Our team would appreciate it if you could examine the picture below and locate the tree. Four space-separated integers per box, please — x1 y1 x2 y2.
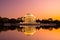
48 18 53 21
9 18 17 23
0 17 2 23
17 17 24 23
2 17 9 23
36 19 40 23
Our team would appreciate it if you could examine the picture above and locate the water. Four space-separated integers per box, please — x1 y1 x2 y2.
0 25 60 40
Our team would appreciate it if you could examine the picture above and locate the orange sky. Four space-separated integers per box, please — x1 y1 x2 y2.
0 0 60 20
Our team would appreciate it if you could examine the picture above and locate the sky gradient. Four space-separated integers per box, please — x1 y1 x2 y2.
0 0 60 20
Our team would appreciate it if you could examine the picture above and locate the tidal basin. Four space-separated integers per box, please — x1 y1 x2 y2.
0 25 60 40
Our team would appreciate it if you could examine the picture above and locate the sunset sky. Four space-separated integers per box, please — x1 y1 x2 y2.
0 0 60 20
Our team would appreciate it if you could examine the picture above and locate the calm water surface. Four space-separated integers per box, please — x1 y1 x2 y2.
0 25 60 40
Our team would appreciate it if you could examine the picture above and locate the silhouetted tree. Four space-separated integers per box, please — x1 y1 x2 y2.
0 17 3 23
9 18 17 23
17 17 24 23
48 18 53 21
36 19 40 23
2 17 9 23
41 19 49 23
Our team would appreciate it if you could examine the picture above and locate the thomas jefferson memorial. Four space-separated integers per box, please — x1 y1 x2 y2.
22 13 36 23
20 13 40 25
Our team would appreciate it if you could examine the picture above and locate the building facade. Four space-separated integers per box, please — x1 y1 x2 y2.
22 13 36 23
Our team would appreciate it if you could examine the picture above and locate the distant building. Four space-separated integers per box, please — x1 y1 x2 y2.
22 13 36 23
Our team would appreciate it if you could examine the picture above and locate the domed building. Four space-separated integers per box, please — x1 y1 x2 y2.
20 13 40 25
22 13 36 23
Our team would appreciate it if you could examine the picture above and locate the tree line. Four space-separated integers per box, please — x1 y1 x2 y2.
0 17 23 23
0 16 60 24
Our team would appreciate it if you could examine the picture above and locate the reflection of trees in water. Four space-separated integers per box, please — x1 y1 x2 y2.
0 25 60 32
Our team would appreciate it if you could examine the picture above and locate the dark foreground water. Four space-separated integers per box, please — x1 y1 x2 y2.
0 25 60 40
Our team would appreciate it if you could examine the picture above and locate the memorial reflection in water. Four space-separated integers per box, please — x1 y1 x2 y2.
17 25 40 35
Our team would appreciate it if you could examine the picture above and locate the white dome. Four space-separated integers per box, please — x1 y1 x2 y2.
25 13 34 17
